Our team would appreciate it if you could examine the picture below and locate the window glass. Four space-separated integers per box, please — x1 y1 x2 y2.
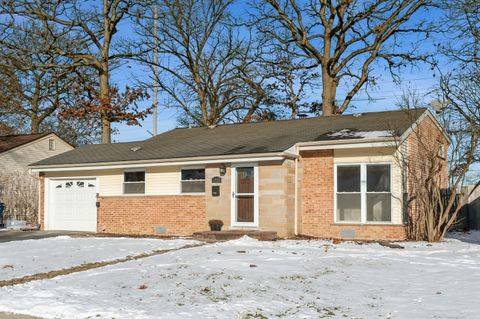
336 194 361 222
181 169 205 193
337 166 360 192
367 193 391 222
367 165 390 192
124 171 145 194
237 167 254 194
124 183 145 194
124 171 145 182
181 181 205 193
181 169 205 181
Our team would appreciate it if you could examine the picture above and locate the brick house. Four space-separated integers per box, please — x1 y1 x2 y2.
29 109 449 240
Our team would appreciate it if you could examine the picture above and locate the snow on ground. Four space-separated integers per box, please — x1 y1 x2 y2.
1 233 480 319
0 236 197 281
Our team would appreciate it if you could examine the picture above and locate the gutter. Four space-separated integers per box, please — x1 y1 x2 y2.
30 152 297 173
295 137 397 149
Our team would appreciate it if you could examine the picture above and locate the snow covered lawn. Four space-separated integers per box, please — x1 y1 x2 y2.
0 236 197 281
0 233 479 318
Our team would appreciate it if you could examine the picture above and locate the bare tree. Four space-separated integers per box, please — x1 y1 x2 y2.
0 19 103 144
0 0 144 143
438 0 479 132
253 0 435 116
395 91 478 242
262 41 320 118
0 171 38 225
439 0 479 65
136 0 271 126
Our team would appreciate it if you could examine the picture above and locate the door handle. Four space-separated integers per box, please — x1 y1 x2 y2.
232 191 235 198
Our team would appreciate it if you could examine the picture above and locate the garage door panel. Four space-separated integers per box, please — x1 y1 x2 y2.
48 179 97 232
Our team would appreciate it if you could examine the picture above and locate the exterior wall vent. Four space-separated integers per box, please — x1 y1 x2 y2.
155 226 167 234
340 229 356 239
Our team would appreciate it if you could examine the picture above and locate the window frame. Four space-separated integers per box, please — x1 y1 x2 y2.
123 170 146 195
48 139 56 151
180 167 206 194
437 141 445 159
334 163 393 224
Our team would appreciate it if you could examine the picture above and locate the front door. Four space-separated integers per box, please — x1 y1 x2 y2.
231 165 258 227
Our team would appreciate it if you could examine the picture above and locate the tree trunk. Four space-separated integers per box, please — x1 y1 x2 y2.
30 80 41 133
321 71 337 116
99 68 111 144
30 114 40 133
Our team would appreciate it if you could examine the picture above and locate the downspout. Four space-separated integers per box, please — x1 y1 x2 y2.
294 144 299 236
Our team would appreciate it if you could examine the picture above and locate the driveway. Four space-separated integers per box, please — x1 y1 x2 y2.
0 230 94 243
0 312 41 319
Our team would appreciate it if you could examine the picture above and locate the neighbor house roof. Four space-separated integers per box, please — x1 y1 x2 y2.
31 108 427 167
0 133 50 154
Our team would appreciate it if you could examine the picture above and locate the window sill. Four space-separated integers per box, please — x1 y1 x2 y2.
180 192 206 196
332 222 403 227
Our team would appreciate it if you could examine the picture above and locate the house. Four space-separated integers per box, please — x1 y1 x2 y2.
29 109 449 240
0 133 73 223
0 133 73 173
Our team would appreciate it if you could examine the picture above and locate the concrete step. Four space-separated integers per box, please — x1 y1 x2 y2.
193 230 277 242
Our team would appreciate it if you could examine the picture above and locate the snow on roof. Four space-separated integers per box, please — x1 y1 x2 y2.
326 129 394 139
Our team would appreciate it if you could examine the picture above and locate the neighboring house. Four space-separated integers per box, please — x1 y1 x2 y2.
30 109 449 240
0 133 73 173
0 133 73 223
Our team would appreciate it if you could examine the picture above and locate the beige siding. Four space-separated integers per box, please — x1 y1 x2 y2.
0 134 73 173
145 166 181 195
333 147 403 224
46 169 123 196
46 167 184 197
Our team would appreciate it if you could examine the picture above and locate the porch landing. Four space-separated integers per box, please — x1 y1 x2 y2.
193 230 277 242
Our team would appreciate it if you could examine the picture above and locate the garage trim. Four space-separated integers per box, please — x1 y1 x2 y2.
44 176 99 231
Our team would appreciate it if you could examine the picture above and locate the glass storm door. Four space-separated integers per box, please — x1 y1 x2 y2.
232 166 257 226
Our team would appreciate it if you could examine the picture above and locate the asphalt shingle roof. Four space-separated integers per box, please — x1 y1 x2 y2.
0 133 50 154
31 108 426 167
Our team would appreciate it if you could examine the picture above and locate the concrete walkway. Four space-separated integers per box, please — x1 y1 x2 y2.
0 230 94 243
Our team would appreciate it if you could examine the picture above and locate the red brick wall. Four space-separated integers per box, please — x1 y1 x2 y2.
405 114 449 239
300 150 406 240
96 195 207 236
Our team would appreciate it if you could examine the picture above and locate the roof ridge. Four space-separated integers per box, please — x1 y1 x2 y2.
0 132 50 138
169 107 426 131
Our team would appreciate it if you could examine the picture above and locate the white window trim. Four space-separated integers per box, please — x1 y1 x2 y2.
180 166 206 195
48 139 56 151
230 163 259 228
334 163 393 225
123 169 146 195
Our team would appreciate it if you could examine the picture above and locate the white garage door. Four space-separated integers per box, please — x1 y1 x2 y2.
48 179 97 231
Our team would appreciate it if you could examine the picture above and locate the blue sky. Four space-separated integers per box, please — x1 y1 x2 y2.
110 1 444 143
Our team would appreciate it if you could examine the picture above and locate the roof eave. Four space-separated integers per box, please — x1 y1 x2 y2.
30 152 293 172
